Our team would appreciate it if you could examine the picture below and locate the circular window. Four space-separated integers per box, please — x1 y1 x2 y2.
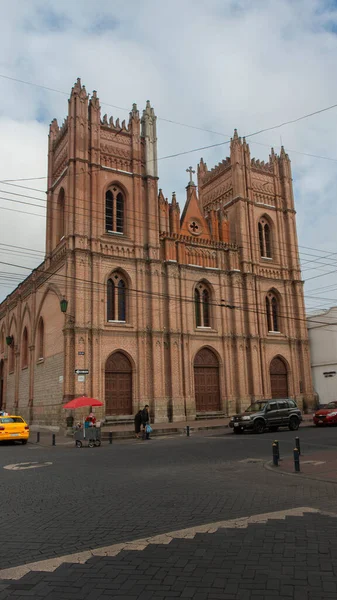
188 220 202 236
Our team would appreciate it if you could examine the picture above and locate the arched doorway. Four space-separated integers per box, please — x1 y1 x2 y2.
105 352 132 415
194 347 220 412
0 360 3 411
270 356 288 398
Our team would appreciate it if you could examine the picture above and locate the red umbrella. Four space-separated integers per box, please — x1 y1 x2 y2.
63 397 103 409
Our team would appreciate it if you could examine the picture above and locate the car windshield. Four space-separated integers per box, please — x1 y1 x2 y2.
326 402 337 409
0 417 24 423
245 402 268 413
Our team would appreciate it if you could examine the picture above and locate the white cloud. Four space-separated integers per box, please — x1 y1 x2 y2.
1 0 337 309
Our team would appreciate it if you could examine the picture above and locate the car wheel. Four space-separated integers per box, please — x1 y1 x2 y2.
254 420 265 434
21 440 27 445
289 416 299 431
75 440 82 448
269 426 278 432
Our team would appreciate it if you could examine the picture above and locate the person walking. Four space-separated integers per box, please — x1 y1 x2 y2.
134 409 142 439
141 404 151 440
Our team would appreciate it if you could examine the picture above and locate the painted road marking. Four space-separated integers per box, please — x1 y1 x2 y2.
301 460 326 466
3 462 52 471
0 506 319 580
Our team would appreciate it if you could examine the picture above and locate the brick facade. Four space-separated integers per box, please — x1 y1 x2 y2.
0 79 314 426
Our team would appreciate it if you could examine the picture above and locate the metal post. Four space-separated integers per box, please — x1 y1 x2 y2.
293 448 300 472
36 432 40 444
109 432 113 444
272 442 279 467
52 433 56 446
186 425 190 437
295 437 301 455
274 440 280 460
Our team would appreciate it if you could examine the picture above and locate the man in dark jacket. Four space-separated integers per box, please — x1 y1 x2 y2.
134 410 142 438
141 405 151 440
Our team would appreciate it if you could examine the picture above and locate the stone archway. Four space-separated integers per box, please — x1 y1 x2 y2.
270 356 288 398
194 347 220 412
105 352 132 416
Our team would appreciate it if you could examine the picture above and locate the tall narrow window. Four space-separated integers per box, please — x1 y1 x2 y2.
195 283 211 328
107 279 115 321
8 339 14 373
0 327 4 354
118 280 126 321
21 327 28 368
195 289 201 327
107 273 127 322
258 218 272 258
105 190 113 232
116 193 124 233
266 292 280 332
105 186 125 234
37 318 44 360
271 297 278 332
202 289 210 327
57 188 65 242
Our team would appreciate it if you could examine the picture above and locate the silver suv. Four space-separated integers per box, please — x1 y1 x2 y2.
229 399 302 434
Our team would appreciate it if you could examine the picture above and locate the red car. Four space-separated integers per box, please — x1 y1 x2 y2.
313 401 337 426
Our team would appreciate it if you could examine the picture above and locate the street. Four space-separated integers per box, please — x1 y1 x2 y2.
1 426 337 599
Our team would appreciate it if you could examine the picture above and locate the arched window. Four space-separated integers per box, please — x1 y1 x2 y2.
258 218 272 258
57 188 65 242
266 292 280 332
37 318 44 360
107 273 127 322
195 283 211 328
21 327 28 368
105 186 124 234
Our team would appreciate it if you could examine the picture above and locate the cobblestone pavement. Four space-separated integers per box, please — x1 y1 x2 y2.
1 426 337 598
1 511 337 599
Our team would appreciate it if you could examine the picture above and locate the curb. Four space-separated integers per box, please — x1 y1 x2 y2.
264 459 337 485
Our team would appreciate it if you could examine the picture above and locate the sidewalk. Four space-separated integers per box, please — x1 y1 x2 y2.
267 447 337 483
28 413 315 446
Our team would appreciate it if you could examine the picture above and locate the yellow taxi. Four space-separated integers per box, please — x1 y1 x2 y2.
0 415 30 444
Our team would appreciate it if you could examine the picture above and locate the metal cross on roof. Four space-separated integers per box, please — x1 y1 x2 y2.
186 166 195 184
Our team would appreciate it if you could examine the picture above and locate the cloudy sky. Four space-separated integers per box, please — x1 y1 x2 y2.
1 0 337 312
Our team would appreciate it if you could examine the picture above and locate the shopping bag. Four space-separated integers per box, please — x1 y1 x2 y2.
145 424 152 433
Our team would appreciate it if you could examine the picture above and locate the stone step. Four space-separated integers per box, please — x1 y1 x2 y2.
196 411 227 420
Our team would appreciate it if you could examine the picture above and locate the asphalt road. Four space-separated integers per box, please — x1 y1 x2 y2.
1 425 337 573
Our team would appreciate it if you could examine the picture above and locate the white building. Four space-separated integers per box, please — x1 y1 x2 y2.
307 307 337 405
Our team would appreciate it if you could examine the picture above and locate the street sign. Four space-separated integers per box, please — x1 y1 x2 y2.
74 369 89 375
77 375 85 382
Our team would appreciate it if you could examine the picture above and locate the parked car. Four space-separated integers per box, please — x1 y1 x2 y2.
0 415 30 444
229 399 302 434
313 401 337 426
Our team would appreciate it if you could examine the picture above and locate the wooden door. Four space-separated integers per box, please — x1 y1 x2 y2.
270 357 288 399
105 352 132 415
194 348 220 412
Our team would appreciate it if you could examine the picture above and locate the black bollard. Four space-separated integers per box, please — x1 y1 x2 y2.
293 448 300 472
274 440 280 460
272 442 279 467
295 437 301 455
52 433 56 446
109 431 113 444
186 425 190 437
36 432 40 444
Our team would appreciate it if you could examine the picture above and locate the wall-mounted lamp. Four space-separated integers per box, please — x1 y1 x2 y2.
60 298 68 314
6 335 13 347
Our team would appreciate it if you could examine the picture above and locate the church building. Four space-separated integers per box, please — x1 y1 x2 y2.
0 79 314 426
